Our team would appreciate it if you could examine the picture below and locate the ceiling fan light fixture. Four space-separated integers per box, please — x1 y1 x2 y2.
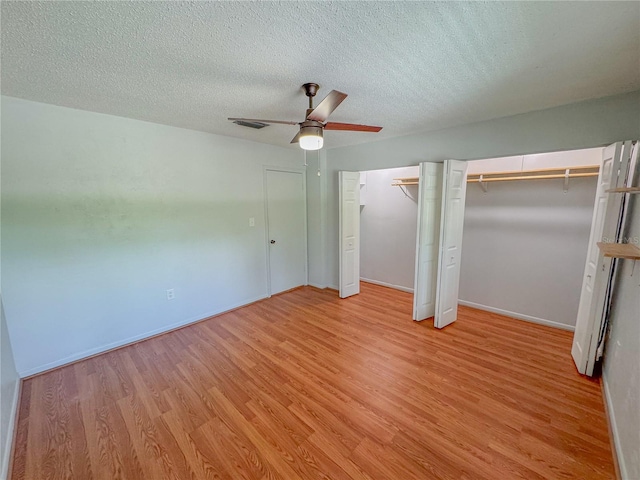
299 125 324 151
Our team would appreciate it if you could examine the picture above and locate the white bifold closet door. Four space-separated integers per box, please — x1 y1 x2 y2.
339 171 361 298
572 141 635 376
413 162 443 321
434 160 469 329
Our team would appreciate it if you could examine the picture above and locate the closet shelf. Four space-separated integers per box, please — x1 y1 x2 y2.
597 242 640 260
467 165 599 184
391 165 603 187
605 187 640 193
392 177 419 186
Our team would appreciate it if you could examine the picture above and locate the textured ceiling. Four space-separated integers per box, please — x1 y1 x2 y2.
2 1 639 149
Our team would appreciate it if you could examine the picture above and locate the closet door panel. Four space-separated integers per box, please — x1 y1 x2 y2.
434 160 468 329
572 141 631 375
339 171 361 298
413 162 442 320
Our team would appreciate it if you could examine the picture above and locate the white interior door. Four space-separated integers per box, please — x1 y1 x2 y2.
339 171 360 298
265 169 307 296
413 162 443 320
571 141 630 375
434 160 468 328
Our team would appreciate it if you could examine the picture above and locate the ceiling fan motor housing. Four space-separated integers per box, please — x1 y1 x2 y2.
300 119 323 134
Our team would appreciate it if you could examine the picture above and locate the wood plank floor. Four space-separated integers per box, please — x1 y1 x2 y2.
11 283 615 479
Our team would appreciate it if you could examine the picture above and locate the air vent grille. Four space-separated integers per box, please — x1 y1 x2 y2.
233 120 268 129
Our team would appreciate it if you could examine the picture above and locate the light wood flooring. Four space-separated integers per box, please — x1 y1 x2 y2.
11 283 615 479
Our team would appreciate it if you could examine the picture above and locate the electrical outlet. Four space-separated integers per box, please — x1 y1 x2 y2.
166 289 175 300
249 217 255 227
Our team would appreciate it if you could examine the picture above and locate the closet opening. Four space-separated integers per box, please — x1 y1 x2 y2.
460 141 639 377
459 147 604 333
339 141 637 368
358 165 420 298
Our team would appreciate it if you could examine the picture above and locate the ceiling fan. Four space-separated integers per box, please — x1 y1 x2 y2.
228 83 382 151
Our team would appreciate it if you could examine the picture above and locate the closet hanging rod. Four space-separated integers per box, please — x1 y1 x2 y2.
467 164 599 184
606 186 640 193
468 172 599 183
468 164 598 176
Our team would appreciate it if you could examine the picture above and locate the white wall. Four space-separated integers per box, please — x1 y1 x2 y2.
305 150 328 288
360 166 419 292
1 126 21 479
603 189 640 480
0 298 20 480
466 148 606 173
459 149 601 329
1 96 303 376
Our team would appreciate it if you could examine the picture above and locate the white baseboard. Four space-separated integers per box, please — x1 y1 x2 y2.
602 373 627 480
308 282 328 289
19 294 268 378
360 278 414 294
1 378 21 480
458 300 575 332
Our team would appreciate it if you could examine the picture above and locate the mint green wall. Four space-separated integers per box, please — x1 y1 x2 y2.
1 96 303 376
603 189 640 480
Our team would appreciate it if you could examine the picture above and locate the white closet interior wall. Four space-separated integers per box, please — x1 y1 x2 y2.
360 166 419 293
459 147 603 330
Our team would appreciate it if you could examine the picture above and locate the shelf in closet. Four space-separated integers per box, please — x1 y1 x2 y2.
391 166 602 187
392 177 419 186
467 165 599 184
605 187 640 193
597 242 640 260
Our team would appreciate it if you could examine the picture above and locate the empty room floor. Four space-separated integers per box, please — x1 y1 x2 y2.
10 283 615 479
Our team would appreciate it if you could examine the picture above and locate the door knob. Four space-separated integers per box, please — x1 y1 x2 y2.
270 240 276 244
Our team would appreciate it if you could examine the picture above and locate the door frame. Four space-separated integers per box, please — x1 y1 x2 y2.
336 165 452 316
263 166 309 297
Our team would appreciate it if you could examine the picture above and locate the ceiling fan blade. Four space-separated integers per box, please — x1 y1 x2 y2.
306 90 348 122
228 117 298 126
290 131 301 144
324 122 382 132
